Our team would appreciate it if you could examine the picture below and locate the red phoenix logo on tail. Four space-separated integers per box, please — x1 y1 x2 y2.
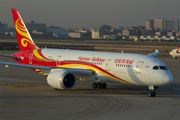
11 9 37 51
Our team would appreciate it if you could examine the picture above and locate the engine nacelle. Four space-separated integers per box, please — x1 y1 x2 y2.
47 69 76 90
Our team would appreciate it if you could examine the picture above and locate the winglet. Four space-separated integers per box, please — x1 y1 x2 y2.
147 49 159 57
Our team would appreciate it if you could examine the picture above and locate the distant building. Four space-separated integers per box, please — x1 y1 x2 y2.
146 20 154 30
69 32 82 38
167 32 176 36
32 30 43 35
25 20 46 32
92 30 100 39
47 26 62 33
154 19 167 31
110 29 122 35
5 32 16 37
146 19 179 31
122 30 136 36
91 29 120 39
141 30 155 36
166 20 179 31
155 31 167 36
176 31 180 36
0 22 8 32
53 33 69 38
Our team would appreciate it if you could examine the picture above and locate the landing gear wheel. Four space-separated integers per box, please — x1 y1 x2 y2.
148 91 156 97
97 83 102 89
102 83 107 89
54 88 58 90
92 83 97 88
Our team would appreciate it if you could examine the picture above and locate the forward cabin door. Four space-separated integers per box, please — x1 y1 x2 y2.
56 56 61 66
135 61 144 74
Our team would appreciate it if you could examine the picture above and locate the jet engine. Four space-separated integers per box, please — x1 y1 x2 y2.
47 69 76 90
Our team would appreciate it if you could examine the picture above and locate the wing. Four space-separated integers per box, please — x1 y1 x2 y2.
0 61 94 75
147 49 159 57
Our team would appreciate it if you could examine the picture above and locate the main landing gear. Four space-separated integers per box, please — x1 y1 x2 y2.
148 86 158 97
92 82 107 89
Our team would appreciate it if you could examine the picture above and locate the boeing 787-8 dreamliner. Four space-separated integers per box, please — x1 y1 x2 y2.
0 9 173 97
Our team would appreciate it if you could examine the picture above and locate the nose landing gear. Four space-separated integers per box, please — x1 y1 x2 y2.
148 91 156 97
92 82 107 89
148 86 156 97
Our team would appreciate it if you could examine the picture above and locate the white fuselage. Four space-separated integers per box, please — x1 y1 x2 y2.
169 49 180 58
39 49 173 86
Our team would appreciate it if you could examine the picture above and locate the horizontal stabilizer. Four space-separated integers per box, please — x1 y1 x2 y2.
0 54 23 59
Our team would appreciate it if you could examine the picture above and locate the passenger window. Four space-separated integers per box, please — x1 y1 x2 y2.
159 66 167 70
153 66 159 70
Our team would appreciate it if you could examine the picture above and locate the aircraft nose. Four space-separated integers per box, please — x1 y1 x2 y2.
169 51 173 55
163 72 173 85
169 51 172 55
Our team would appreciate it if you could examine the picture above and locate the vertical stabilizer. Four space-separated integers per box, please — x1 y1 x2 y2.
11 8 38 51
177 46 179 53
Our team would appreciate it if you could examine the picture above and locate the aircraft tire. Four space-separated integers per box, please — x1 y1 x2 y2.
148 91 156 97
102 83 107 89
92 83 97 88
97 83 102 89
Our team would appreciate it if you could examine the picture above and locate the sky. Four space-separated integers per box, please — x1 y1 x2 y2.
0 0 179 28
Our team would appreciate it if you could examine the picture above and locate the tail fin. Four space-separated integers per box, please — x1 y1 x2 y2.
177 46 179 53
11 8 38 51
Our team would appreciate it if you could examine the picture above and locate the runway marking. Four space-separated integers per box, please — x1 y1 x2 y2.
6 85 39 88
0 84 16 86
0 84 172 94
167 104 180 106
0 84 39 88
156 92 171 95
110 90 171 94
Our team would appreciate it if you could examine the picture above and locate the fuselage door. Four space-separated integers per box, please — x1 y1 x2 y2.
105 59 111 71
135 61 144 74
29 54 33 64
56 56 61 66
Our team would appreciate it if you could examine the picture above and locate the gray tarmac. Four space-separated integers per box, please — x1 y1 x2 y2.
0 51 180 120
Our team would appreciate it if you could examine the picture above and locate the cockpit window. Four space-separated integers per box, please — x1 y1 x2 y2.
153 66 159 70
153 66 167 70
159 66 167 70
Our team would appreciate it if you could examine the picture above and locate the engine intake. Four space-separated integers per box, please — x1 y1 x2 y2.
47 69 76 90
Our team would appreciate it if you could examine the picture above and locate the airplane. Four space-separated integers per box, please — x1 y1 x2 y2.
169 46 180 60
0 9 173 97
